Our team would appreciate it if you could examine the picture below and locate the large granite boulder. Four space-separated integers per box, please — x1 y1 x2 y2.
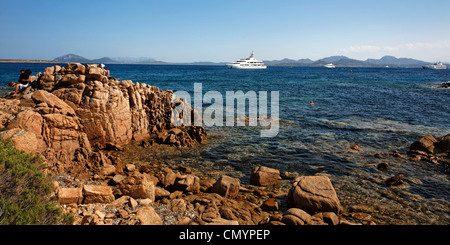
210 175 240 198
287 176 343 215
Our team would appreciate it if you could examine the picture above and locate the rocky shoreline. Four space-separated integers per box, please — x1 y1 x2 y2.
436 82 450 89
1 63 449 225
52 158 353 226
51 132 449 226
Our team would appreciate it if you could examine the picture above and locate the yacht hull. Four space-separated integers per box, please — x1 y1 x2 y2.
227 64 267 69
422 66 447 70
422 62 448 70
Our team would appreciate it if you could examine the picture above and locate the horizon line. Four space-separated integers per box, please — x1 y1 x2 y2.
2 54 449 64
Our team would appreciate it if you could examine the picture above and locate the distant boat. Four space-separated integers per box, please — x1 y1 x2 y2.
323 63 335 68
422 61 447 70
227 52 267 69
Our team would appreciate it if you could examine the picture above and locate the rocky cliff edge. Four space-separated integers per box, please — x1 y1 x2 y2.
0 63 206 178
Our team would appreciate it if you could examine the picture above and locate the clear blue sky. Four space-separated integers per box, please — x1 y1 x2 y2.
1 0 450 62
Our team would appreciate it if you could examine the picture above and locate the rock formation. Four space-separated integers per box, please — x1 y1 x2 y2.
407 134 450 165
0 63 207 178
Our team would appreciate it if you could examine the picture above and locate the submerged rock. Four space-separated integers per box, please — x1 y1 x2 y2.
410 135 437 154
385 174 405 187
377 161 389 170
407 134 450 166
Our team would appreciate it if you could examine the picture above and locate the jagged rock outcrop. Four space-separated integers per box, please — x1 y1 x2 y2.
407 134 450 165
0 63 207 177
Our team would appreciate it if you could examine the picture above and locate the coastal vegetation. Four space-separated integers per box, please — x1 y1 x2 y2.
0 139 73 225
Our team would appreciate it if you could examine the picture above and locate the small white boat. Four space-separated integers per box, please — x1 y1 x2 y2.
423 61 447 70
227 52 267 69
324 63 335 68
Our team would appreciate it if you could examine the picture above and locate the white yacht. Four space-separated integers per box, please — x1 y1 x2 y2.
423 61 447 70
323 63 335 68
227 52 267 69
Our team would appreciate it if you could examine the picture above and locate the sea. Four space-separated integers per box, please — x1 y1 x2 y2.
1 63 449 224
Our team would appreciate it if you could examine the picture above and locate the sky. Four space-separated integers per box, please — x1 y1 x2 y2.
1 0 450 63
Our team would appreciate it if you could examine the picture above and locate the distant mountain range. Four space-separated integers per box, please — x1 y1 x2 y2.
53 54 440 68
265 55 431 68
53 54 161 64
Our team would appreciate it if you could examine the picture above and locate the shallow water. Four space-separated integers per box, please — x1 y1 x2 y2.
1 63 449 224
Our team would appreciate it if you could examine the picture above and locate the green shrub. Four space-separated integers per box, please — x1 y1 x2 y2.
0 139 73 225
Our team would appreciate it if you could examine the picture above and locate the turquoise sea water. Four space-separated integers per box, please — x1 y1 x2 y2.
1 63 449 224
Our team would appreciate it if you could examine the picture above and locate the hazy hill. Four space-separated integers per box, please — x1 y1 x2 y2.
91 57 116 64
266 55 431 67
313 56 368 67
314 56 349 64
53 54 91 63
366 55 428 67
53 54 158 64
264 58 314 66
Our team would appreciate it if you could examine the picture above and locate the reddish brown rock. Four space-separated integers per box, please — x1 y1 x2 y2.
287 176 343 215
175 174 200 193
261 198 279 212
65 63 85 75
57 187 83 204
159 168 179 187
436 134 450 153
60 74 86 86
281 208 311 225
31 90 75 116
118 174 156 200
6 109 43 136
135 206 163 225
250 166 282 186
385 174 405 187
83 185 115 204
322 212 340 225
410 134 438 154
86 65 105 81
0 128 38 154
351 212 373 221
210 175 240 198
